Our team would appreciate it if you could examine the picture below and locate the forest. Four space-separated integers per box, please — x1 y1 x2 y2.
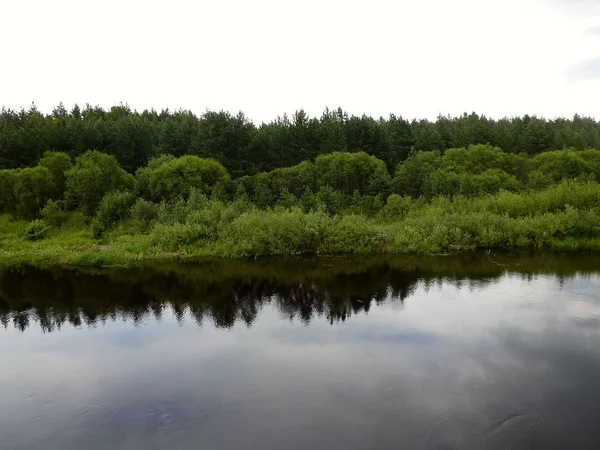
3 103 600 175
1 103 600 266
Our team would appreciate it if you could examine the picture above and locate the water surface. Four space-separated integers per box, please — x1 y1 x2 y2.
1 253 600 449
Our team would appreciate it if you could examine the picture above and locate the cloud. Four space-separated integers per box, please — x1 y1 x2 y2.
567 57 600 81
543 0 600 12
586 26 600 37
540 0 600 18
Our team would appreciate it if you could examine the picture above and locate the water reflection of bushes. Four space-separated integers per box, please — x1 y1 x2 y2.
1 252 599 333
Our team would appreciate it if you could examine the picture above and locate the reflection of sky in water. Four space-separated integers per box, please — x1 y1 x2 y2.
1 274 600 449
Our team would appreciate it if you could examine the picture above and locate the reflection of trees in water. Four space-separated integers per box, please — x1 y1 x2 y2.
1 253 598 333
0 265 425 333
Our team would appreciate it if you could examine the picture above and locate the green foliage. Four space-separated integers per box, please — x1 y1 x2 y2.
134 154 175 198
41 200 71 227
148 155 230 201
462 169 522 196
221 208 331 257
383 194 414 219
314 152 391 196
529 150 599 184
422 169 522 198
91 219 105 239
3 105 600 177
95 191 137 231
2 181 600 265
276 188 299 209
4 135 600 265
65 150 135 215
38 151 72 198
251 173 274 207
24 220 51 241
316 186 343 215
129 198 158 224
14 166 55 219
0 169 18 213
393 151 442 197
149 193 252 251
442 144 521 175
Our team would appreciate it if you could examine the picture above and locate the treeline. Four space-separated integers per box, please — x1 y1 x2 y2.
2 103 600 176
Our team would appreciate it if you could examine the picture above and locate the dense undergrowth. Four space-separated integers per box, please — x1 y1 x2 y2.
1 177 600 266
2 144 600 266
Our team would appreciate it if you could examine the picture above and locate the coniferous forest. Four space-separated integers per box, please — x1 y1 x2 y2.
2 103 600 266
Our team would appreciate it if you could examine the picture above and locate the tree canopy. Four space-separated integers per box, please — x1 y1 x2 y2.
2 104 600 176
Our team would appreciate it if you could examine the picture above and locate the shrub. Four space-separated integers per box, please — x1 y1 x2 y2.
150 222 214 251
252 173 274 207
91 219 105 239
148 155 230 201
24 220 51 241
393 151 442 197
276 188 300 209
321 215 387 253
530 150 597 183
130 199 158 224
38 151 72 198
383 194 413 219
40 200 71 227
314 152 391 196
316 186 343 215
422 170 462 198
134 154 176 199
0 169 18 214
95 191 137 230
14 167 55 219
65 150 135 215
222 208 331 257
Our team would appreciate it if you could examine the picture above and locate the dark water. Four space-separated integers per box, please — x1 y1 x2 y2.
1 253 600 450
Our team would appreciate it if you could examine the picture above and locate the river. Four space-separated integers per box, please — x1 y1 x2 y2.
1 252 599 449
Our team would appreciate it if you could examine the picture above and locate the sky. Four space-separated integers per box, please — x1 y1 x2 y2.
1 0 599 123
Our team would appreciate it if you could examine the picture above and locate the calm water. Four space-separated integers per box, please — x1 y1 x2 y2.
1 253 600 450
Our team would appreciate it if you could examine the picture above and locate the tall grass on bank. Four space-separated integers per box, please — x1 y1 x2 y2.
1 180 600 267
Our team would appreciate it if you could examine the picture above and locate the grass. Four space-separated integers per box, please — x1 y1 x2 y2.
2 180 600 267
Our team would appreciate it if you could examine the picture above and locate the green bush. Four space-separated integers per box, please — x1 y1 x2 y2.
38 151 72 198
221 208 331 257
150 222 215 251
383 194 413 219
24 220 51 241
134 154 176 199
314 152 391 196
130 199 158 224
393 151 442 197
14 167 55 219
276 188 300 209
148 155 230 201
65 150 135 215
95 191 137 230
0 169 18 214
530 150 598 183
316 186 343 215
40 200 71 227
91 219 105 239
321 215 387 253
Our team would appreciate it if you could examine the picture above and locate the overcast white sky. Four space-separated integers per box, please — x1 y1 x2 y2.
1 0 599 123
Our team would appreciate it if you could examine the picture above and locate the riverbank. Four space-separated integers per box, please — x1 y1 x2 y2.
2 180 600 267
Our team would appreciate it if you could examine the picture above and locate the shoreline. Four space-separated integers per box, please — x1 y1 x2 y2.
2 236 600 268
